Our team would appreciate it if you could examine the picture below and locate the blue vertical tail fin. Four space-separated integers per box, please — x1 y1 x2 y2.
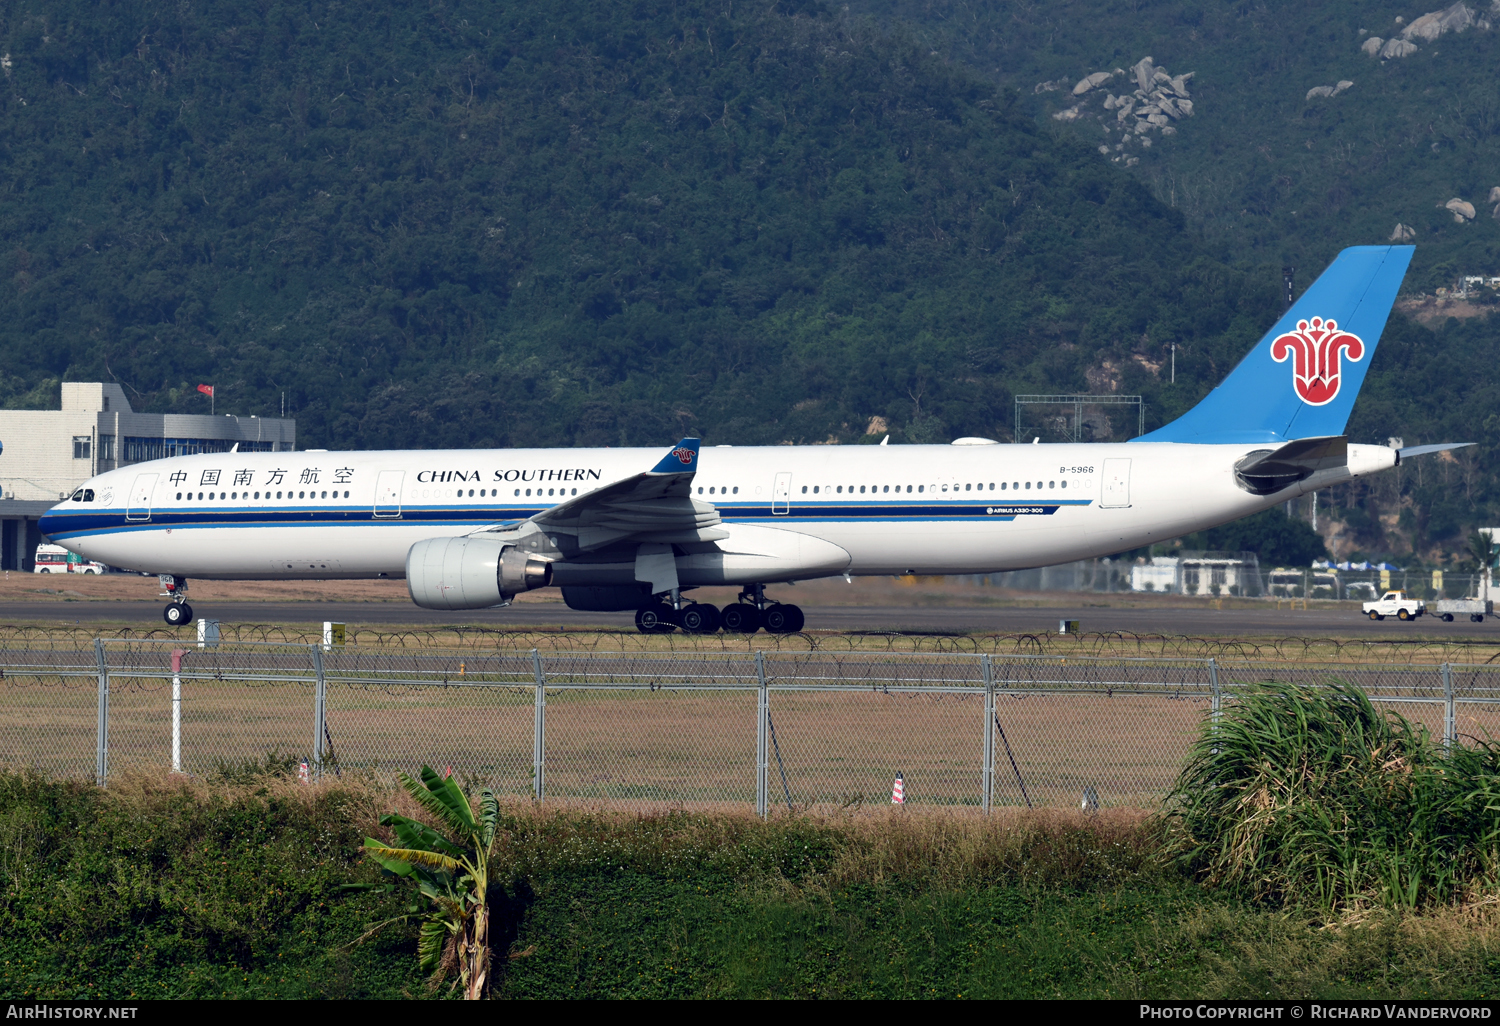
1135 245 1414 444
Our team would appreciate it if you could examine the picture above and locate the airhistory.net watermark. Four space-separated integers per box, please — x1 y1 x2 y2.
5 1007 138 1020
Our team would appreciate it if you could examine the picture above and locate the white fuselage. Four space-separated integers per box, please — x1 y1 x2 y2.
40 440 1395 586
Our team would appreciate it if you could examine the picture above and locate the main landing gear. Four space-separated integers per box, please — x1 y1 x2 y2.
634 584 804 635
160 574 194 627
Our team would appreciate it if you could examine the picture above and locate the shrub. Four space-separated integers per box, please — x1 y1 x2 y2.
1166 680 1500 910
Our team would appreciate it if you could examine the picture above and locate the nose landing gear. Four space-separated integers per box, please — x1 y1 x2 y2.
159 574 195 627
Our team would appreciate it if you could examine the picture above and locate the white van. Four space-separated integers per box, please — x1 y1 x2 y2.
33 543 107 575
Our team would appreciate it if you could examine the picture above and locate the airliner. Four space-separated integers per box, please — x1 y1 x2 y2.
39 245 1467 633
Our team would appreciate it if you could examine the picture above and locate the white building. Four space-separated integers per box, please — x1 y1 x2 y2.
0 383 295 571
1130 552 1263 596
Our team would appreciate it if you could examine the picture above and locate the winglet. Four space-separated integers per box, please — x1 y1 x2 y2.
649 438 701 474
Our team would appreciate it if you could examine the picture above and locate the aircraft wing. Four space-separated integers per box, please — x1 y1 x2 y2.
524 438 728 550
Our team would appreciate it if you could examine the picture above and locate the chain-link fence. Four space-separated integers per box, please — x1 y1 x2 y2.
4 640 1499 811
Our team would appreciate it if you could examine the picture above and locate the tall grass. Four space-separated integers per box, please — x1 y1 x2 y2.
1166 680 1500 910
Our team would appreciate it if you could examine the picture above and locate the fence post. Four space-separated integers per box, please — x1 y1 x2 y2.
1443 663 1455 750
981 654 995 815
1209 658 1221 754
94 639 109 788
755 651 768 819
532 648 546 801
311 644 327 781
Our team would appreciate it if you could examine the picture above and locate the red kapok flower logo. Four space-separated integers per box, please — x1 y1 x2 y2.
1270 316 1365 406
673 447 695 465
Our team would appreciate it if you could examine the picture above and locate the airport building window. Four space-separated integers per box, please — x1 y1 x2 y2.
99 434 115 461
121 437 277 463
72 436 92 460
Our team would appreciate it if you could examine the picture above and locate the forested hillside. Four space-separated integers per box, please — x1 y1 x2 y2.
851 0 1500 286
0 0 1492 562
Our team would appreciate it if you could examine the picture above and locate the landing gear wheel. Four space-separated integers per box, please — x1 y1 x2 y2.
679 603 721 634
1398 608 1412 621
634 605 677 634
721 603 760 634
784 604 805 632
762 603 805 634
163 602 194 627
1368 610 1380 620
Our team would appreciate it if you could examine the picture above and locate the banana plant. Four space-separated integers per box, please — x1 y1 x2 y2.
364 766 500 999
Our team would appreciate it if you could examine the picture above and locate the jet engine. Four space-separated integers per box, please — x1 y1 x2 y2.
406 535 553 610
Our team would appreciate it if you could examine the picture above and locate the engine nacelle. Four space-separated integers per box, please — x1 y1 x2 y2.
406 536 553 610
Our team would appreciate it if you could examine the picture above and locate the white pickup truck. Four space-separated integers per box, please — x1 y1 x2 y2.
1363 591 1426 621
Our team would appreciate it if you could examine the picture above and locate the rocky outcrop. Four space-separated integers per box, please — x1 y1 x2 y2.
1039 57 1198 163
1306 80 1354 99
1072 71 1113 95
1365 2 1491 58
1391 223 1417 241
1443 198 1477 222
1402 1 1486 39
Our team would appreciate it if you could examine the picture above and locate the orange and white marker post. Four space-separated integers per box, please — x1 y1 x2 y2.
891 772 905 805
298 760 310 785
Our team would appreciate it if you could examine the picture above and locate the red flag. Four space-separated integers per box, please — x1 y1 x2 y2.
196 384 214 398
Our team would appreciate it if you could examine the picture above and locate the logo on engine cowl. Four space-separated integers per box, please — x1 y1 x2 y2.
672 447 695 465
1270 316 1365 407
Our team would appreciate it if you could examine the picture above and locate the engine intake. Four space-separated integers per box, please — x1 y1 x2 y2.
406 536 553 610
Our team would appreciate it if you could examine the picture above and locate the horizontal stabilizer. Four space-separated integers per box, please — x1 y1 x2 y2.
1397 441 1475 463
1235 435 1347 495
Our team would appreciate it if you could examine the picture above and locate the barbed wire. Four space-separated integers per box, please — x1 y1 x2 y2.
2 621 1498 664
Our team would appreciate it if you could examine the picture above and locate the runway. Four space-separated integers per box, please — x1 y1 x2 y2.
0 598 1489 638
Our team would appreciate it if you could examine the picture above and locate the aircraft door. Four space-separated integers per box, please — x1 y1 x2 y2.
1101 458 1131 508
772 472 792 515
125 473 157 522
374 470 405 518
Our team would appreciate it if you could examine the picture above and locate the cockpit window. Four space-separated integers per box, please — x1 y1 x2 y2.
69 489 93 502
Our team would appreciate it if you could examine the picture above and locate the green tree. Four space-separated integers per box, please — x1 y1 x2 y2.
1182 507 1329 568
363 767 500 999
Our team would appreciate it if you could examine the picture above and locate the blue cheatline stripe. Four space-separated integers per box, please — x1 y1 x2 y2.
39 498 1094 541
